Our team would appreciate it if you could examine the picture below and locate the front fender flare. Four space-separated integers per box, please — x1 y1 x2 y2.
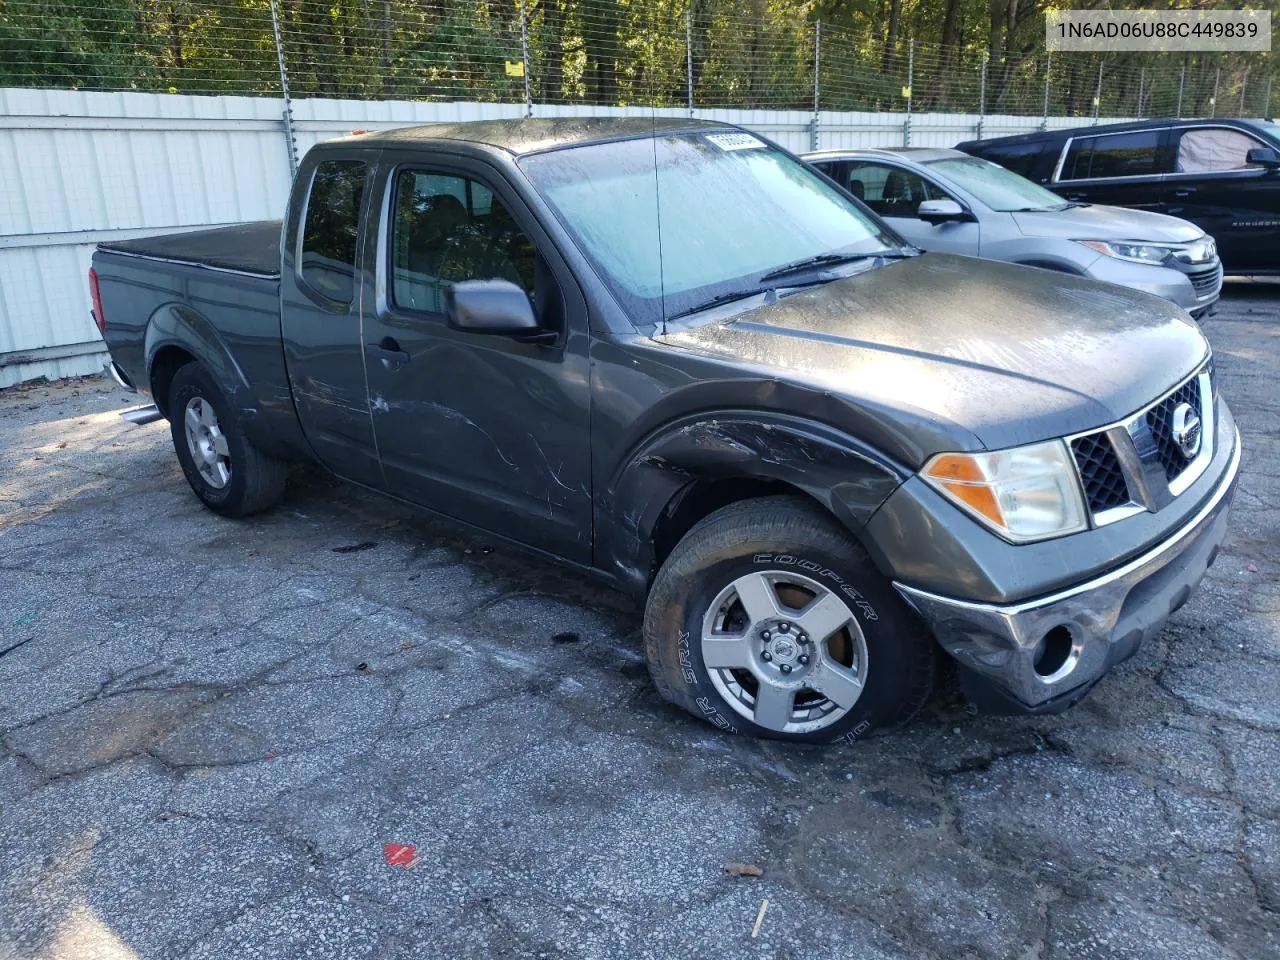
597 410 909 595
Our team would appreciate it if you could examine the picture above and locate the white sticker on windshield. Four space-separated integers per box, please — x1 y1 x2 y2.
705 132 766 151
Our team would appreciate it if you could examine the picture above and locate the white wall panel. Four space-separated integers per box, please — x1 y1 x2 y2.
0 87 1130 386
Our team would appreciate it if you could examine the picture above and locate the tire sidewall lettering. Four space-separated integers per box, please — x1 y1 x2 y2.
695 695 737 734
676 629 697 686
838 720 873 743
677 629 738 733
752 552 879 622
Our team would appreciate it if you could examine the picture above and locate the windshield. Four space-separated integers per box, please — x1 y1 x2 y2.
926 156 1069 212
521 131 900 326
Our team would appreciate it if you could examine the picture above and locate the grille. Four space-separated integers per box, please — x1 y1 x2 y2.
1188 265 1220 298
1071 432 1131 513
1146 377 1202 481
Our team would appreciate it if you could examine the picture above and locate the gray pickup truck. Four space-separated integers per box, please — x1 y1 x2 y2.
92 118 1240 744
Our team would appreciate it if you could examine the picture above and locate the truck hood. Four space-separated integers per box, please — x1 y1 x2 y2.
658 254 1208 462
1012 204 1204 243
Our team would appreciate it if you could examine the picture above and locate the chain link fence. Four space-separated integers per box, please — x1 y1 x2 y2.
1 0 1275 119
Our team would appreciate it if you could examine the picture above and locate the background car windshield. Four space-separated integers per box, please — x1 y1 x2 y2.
926 156 1068 212
521 132 898 326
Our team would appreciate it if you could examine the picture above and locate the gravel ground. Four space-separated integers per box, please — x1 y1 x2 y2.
1 281 1278 960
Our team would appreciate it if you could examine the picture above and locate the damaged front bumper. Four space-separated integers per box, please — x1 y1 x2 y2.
894 429 1241 713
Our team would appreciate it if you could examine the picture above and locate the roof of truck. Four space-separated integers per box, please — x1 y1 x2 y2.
332 117 737 156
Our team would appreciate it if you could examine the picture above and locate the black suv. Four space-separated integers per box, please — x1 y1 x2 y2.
956 118 1280 275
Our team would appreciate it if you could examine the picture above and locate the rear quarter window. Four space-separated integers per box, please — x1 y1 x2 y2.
299 159 367 304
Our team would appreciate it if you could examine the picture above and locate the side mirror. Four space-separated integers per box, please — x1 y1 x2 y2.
445 279 543 338
917 199 971 224
1246 146 1280 170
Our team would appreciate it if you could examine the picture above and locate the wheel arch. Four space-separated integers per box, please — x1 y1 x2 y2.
596 411 909 598
149 344 198 418
650 476 800 575
144 303 264 433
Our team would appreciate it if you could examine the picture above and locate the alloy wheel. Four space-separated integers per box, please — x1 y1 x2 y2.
183 396 231 489
700 570 869 734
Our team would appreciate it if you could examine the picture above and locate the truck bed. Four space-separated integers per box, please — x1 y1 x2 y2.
98 220 283 277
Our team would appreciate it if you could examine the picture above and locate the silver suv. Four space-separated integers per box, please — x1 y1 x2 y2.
805 147 1223 319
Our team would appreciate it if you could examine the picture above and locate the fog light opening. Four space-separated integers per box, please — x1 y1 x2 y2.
1033 626 1075 678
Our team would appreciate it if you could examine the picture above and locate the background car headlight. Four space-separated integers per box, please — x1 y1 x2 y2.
1178 237 1216 264
1078 240 1174 265
922 441 1088 543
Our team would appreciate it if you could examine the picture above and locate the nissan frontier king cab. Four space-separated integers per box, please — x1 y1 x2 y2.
91 119 1240 743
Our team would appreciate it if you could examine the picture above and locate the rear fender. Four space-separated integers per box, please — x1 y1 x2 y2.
145 303 263 432
598 411 908 595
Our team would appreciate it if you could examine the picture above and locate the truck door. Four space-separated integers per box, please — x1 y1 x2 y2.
361 155 592 561
280 154 382 488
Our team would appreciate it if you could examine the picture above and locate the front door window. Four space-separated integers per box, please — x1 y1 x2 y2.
391 170 536 316
846 163 948 218
1175 128 1267 173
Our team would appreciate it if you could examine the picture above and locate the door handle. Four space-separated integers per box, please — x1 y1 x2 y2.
370 336 410 364
1174 187 1197 198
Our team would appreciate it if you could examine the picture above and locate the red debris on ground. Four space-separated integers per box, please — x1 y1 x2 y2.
383 843 420 869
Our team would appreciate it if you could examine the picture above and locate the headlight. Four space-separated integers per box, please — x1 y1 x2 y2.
1078 240 1174 265
1177 237 1216 264
922 441 1088 543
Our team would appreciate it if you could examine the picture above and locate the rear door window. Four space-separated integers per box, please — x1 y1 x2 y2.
1175 127 1269 173
1060 130 1167 181
299 159 367 304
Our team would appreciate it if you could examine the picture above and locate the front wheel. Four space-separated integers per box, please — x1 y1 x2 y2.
168 362 286 518
643 496 938 744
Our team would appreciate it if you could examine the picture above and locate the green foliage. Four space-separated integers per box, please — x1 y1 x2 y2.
0 0 1274 117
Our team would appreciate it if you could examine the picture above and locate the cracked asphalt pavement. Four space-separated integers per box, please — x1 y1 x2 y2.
1 281 1278 959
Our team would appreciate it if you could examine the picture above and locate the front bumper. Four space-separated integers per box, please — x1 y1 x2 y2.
895 429 1241 712
1084 256 1222 318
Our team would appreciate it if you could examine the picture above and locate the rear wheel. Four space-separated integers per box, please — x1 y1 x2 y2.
643 496 938 743
168 363 286 517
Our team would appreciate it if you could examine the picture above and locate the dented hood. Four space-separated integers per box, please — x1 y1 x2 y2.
658 254 1208 459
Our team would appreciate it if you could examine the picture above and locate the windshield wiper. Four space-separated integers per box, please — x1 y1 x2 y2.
758 250 903 284
665 250 911 323
665 289 764 323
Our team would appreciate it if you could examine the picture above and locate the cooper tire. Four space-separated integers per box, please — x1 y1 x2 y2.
643 495 937 744
168 362 286 518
